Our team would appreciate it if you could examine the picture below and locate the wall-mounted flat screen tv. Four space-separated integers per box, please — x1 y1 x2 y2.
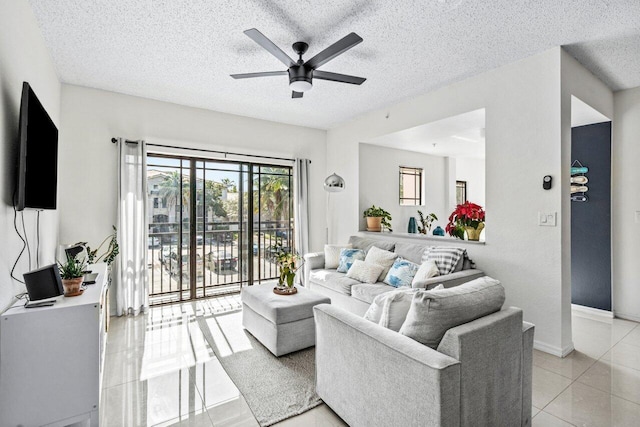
16 82 58 211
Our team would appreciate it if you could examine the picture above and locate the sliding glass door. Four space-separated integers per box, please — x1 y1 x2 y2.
146 155 293 305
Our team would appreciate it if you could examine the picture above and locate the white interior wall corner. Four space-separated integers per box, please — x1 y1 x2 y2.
612 87 640 321
560 49 614 350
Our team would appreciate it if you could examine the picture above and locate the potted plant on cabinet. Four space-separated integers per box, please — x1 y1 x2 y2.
445 201 485 241
58 256 87 296
75 226 120 266
363 205 393 232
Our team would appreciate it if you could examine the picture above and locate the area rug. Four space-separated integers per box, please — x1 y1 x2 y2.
196 310 322 426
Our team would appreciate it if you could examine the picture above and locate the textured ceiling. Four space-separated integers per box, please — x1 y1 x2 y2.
29 0 640 130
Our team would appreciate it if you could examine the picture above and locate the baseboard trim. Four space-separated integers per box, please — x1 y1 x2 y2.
614 312 640 323
534 340 575 357
572 304 613 320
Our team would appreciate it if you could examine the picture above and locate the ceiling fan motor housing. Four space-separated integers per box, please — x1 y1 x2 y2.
288 65 313 89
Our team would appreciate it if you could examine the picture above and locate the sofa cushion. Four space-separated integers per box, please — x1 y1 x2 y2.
364 246 398 281
348 236 395 252
351 283 395 304
394 242 430 264
346 260 385 284
309 269 361 296
411 260 440 288
421 247 466 275
399 276 505 348
383 258 420 288
324 244 353 269
337 249 366 273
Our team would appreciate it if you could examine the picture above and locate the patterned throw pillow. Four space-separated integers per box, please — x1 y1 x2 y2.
336 249 366 273
346 260 385 284
364 246 398 281
324 244 353 269
421 247 466 275
383 257 419 288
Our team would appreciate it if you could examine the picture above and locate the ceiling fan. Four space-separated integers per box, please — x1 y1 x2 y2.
231 28 366 98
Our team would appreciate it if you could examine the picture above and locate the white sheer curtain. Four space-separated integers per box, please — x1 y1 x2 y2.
294 159 310 285
116 138 149 316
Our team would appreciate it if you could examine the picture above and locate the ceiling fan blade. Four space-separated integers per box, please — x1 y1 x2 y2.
313 70 366 85
243 28 295 67
304 32 363 70
230 71 288 79
292 91 303 98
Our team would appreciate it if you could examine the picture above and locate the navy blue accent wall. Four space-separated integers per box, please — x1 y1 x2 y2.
571 122 611 311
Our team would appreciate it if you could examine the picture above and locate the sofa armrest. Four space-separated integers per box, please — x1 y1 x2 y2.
314 304 461 427
521 322 535 426
303 252 325 286
413 269 485 289
436 307 527 426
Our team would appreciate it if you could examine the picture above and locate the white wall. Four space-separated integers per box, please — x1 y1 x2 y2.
455 157 485 207
0 0 60 311
328 48 570 355
612 86 640 321
58 85 327 260
359 144 447 233
560 50 613 344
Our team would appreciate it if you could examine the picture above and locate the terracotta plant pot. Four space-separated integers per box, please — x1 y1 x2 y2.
465 223 485 241
366 216 382 232
62 277 83 296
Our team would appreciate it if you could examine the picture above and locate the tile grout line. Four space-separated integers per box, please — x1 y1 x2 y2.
536 321 640 426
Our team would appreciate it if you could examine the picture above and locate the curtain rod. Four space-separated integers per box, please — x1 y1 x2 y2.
110 138 304 163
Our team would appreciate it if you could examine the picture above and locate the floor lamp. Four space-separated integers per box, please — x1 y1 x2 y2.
324 173 345 244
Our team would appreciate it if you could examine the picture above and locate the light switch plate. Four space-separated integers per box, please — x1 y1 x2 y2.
635 211 640 223
538 212 557 226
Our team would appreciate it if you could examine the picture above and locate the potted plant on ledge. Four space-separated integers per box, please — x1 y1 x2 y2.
446 201 485 241
417 210 438 235
363 205 393 232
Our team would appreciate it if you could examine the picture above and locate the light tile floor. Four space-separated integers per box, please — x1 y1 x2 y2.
101 297 640 426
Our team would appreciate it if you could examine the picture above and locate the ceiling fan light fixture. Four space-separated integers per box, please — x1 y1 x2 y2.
290 79 312 92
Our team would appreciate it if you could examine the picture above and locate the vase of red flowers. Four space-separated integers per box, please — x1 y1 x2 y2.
446 201 485 241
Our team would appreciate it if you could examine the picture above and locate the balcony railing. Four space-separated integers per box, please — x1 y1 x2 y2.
147 220 293 305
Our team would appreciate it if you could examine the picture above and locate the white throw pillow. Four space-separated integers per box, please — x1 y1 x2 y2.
411 260 440 288
364 246 398 281
346 260 385 284
365 285 444 330
324 244 353 269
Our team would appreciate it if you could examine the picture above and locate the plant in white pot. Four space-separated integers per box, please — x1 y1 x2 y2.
363 205 393 232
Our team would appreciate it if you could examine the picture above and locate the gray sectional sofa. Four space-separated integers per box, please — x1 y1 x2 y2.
303 235 485 316
304 235 535 426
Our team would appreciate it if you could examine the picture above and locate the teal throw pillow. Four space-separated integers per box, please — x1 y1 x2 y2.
384 257 419 288
337 249 366 273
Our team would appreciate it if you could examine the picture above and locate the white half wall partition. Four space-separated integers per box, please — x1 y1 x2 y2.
327 48 568 355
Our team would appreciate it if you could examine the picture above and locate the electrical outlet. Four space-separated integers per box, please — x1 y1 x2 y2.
538 212 556 226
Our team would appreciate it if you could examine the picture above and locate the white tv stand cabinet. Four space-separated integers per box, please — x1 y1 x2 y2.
0 263 110 427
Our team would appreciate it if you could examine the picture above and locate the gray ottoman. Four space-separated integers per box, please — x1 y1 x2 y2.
241 283 331 356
